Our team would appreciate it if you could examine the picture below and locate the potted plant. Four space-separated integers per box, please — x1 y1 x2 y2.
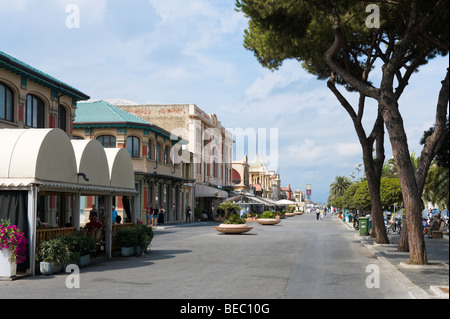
213 203 253 234
0 219 28 278
256 211 281 225
36 237 70 275
62 232 95 267
114 227 139 256
135 220 154 255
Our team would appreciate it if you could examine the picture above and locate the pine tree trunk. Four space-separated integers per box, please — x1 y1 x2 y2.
379 95 427 264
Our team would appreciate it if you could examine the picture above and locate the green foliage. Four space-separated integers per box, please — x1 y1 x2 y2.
135 224 154 249
114 225 154 249
61 232 95 259
36 237 70 266
223 214 246 225
114 227 139 247
259 211 275 219
218 202 243 214
236 0 448 89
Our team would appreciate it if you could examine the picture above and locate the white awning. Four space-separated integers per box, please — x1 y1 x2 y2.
0 128 136 194
195 184 228 199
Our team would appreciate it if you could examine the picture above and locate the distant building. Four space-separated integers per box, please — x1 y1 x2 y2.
232 155 250 194
249 155 272 199
115 103 233 216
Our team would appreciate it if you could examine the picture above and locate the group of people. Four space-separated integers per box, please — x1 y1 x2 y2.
315 207 327 220
146 205 166 227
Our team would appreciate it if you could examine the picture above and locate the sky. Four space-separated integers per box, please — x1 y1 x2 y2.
1 0 448 203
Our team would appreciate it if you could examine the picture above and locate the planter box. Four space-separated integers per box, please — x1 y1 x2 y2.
213 224 253 234
256 219 281 225
121 247 135 257
0 248 17 278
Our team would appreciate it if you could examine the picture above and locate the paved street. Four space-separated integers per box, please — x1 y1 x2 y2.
1 212 414 300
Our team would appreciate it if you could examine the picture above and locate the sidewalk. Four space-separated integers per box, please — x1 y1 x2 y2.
339 217 449 299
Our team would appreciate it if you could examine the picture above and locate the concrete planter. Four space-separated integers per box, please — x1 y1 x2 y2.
285 213 296 217
256 219 281 225
121 247 135 257
213 224 253 234
0 248 16 278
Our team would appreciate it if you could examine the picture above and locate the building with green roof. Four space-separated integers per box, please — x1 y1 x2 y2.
0 50 89 133
73 99 195 225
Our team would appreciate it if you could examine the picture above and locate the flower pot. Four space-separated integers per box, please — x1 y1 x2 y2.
52 263 62 274
39 262 53 275
121 247 135 257
0 248 17 278
78 254 90 267
256 218 281 225
213 224 253 234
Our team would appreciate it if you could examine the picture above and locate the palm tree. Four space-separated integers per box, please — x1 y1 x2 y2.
329 176 352 202
423 163 449 209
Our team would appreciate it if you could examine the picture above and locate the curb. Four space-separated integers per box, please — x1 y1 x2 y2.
337 217 432 299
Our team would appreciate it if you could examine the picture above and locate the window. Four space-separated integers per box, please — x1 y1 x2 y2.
155 142 161 162
26 95 45 128
0 83 14 122
127 136 140 158
58 104 67 132
164 145 170 164
97 135 116 148
147 139 153 160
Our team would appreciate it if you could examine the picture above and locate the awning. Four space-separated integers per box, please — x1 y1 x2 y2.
195 184 228 199
0 129 136 194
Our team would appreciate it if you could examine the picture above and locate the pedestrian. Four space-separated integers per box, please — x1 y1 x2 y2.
186 206 192 223
89 204 98 221
112 206 117 224
146 204 153 226
152 206 159 227
316 208 320 220
158 207 165 225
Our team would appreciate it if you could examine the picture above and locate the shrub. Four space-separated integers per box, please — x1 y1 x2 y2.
223 214 246 225
259 211 275 219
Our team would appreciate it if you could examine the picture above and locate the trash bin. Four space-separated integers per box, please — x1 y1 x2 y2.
359 217 370 236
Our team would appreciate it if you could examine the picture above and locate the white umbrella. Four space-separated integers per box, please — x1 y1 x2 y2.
276 199 297 205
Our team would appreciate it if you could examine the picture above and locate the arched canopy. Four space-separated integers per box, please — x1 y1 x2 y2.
104 148 135 190
0 129 135 193
71 139 110 187
0 129 77 183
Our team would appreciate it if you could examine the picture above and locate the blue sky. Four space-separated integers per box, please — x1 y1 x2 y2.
1 0 448 203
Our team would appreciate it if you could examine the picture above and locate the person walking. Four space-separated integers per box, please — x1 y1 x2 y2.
146 205 153 226
186 206 192 223
158 206 165 225
152 206 159 227
316 208 320 220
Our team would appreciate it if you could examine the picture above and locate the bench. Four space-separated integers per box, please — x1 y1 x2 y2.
431 222 446 239
432 230 443 239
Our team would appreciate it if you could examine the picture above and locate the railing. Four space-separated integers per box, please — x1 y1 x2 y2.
36 227 77 248
35 223 135 250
